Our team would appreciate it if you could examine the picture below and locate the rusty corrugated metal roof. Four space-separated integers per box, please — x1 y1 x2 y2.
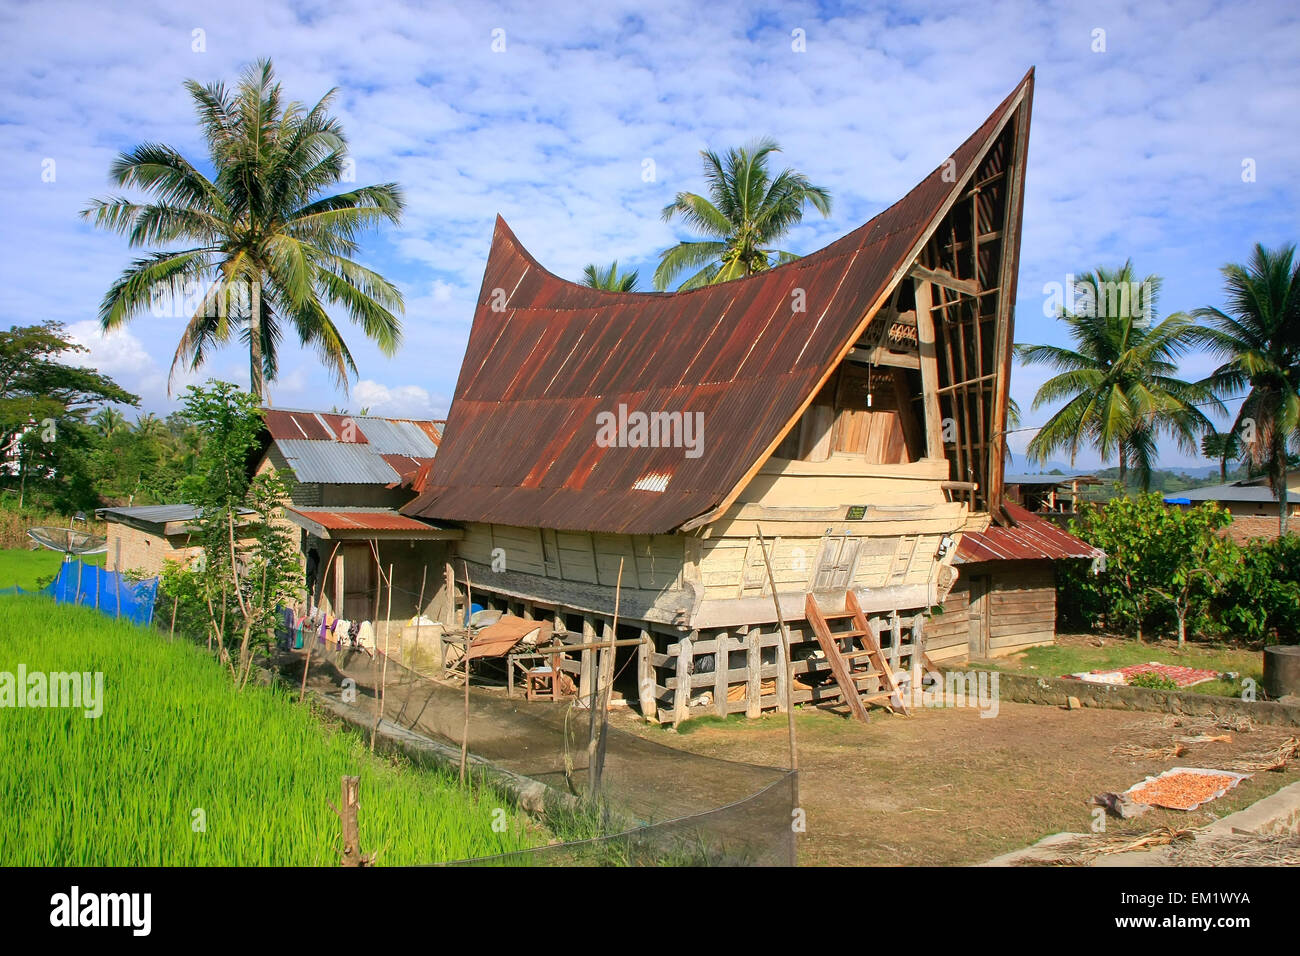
289 508 436 532
408 72 1034 534
261 407 440 485
381 453 435 480
956 503 1103 563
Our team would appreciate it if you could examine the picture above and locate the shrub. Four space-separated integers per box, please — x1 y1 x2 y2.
1211 534 1300 644
1127 671 1179 690
1065 493 1234 645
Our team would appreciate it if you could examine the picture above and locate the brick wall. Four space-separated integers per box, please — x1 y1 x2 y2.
106 524 201 577
1223 513 1287 543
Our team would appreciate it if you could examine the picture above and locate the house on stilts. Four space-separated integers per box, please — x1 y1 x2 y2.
402 69 1098 722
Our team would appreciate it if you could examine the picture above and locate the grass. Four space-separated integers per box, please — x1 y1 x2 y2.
988 635 1263 698
0 548 104 591
0 594 542 865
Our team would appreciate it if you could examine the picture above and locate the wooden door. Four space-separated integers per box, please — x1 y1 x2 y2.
813 535 861 591
967 574 991 658
342 543 376 622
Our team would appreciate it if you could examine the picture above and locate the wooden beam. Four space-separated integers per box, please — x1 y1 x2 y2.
745 625 761 718
913 279 945 460
714 630 729 717
579 615 595 705
673 633 693 726
910 263 979 297
988 82 1034 516
637 626 657 722
848 346 921 370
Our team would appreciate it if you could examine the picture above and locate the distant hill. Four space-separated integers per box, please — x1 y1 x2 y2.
1005 460 1241 487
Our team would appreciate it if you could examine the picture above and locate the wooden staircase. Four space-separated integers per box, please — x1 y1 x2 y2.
804 591 908 723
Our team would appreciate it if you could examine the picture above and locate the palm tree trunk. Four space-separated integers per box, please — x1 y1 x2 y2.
248 278 264 401
1280 456 1289 537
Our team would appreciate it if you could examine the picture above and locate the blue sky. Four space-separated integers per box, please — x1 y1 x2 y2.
1 0 1297 469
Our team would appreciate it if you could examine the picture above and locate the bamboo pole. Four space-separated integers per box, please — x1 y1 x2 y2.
460 559 472 784
755 525 800 809
412 564 427 671
169 593 178 640
114 539 122 619
378 562 394 735
300 620 313 706
589 559 623 799
74 559 83 607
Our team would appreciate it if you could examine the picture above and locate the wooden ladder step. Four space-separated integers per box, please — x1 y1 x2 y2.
847 589 909 716
805 593 872 724
849 670 883 682
861 690 901 705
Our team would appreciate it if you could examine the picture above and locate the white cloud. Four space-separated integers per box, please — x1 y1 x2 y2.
352 381 448 420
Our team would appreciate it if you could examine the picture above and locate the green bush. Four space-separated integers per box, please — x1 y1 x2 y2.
1064 494 1234 645
1211 534 1300 644
1127 671 1179 690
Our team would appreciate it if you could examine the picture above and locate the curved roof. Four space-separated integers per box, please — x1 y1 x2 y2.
408 70 1034 533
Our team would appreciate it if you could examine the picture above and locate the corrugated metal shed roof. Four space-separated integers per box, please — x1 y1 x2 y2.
289 508 438 532
275 439 402 484
352 417 439 456
1174 481 1281 504
1005 473 1101 486
260 407 441 486
98 504 202 525
97 504 255 529
407 72 1035 533
956 503 1102 564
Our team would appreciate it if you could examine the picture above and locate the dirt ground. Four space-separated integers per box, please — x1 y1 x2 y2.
610 701 1300 866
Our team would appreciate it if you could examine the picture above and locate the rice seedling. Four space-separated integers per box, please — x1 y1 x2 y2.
0 595 542 865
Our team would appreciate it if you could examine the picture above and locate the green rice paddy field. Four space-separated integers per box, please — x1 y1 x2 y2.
0 594 541 865
0 547 103 591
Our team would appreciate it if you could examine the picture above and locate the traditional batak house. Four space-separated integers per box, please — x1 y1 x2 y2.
405 69 1094 723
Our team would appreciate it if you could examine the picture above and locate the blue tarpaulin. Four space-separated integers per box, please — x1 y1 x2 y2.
29 560 160 626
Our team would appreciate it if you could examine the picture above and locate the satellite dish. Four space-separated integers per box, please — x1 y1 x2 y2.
26 526 108 560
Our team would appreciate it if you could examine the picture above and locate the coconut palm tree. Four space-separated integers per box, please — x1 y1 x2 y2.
92 407 127 438
82 59 405 400
1200 430 1244 484
1016 263 1221 491
134 412 166 441
653 138 831 291
1191 243 1300 534
582 261 640 292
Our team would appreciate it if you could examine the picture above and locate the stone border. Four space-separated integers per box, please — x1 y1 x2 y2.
984 780 1300 867
980 670 1300 727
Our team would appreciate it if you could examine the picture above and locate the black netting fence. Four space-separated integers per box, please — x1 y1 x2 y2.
297 645 797 866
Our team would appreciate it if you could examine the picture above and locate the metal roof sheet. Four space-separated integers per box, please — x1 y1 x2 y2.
98 504 202 524
1005 473 1101 486
263 408 336 441
956 503 1103 564
274 439 401 484
1175 481 1281 503
353 417 439 455
408 72 1035 534
288 508 437 532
